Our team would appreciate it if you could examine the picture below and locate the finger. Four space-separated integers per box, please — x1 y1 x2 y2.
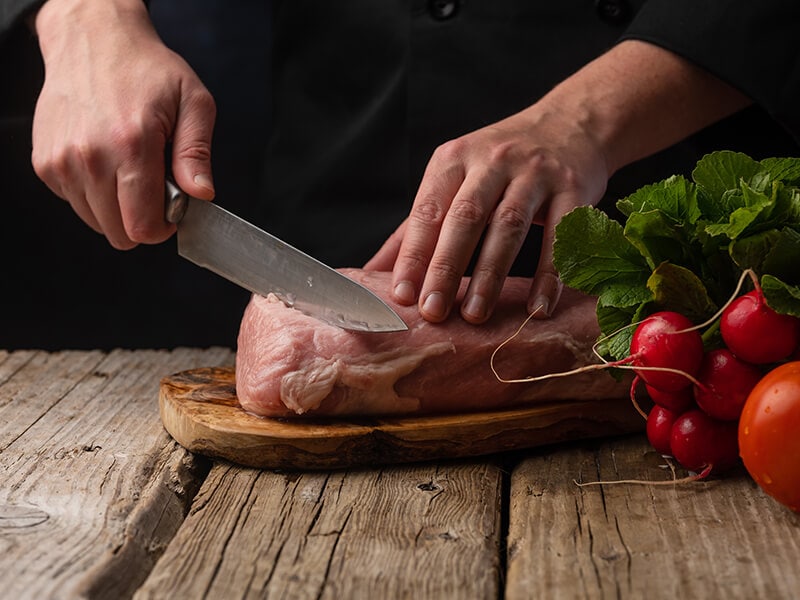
364 218 407 271
61 142 135 248
527 193 577 319
418 167 507 322
391 161 464 306
170 84 216 201
83 177 133 247
460 176 540 323
111 117 174 246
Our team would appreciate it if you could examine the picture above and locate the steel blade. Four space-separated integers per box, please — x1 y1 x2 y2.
176 196 407 332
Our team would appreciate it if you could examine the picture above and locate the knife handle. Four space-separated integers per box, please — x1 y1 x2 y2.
165 179 189 224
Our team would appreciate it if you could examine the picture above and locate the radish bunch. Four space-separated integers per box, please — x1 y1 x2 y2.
641 283 800 477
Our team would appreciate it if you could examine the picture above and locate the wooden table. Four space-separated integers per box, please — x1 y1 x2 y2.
2 348 798 599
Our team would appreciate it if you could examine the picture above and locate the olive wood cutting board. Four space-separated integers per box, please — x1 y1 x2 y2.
159 366 645 470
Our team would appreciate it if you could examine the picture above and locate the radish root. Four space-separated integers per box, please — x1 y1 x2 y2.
574 464 713 487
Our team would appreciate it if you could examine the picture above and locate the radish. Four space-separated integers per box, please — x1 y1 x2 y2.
493 311 704 396
628 311 704 392
670 409 740 474
646 382 694 413
693 348 763 421
721 288 800 364
647 405 682 456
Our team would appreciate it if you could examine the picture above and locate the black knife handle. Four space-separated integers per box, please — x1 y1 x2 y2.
165 179 189 224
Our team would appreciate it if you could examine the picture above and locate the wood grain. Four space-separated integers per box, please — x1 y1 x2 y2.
135 460 504 599
159 366 645 470
0 347 234 600
505 434 800 599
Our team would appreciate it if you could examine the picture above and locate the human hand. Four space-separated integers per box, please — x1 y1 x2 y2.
368 103 609 324
369 39 752 326
31 0 216 249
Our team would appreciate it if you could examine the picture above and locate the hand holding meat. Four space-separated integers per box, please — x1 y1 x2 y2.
235 270 631 418
370 41 751 326
31 0 216 249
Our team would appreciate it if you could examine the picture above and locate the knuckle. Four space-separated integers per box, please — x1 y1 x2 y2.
109 120 146 156
396 250 429 274
487 141 516 165
410 196 446 227
191 88 217 117
175 141 212 163
491 204 531 234
432 138 466 162
450 195 489 227
74 140 107 177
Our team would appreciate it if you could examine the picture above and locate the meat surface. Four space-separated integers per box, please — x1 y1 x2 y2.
235 270 630 417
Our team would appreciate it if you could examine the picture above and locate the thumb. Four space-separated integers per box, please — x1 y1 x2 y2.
171 85 217 200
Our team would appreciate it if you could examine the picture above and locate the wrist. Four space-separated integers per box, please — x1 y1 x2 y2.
35 0 152 58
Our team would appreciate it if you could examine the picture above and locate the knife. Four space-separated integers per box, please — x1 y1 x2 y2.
165 180 407 332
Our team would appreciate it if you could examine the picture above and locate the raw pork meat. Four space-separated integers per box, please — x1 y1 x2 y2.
235 270 630 417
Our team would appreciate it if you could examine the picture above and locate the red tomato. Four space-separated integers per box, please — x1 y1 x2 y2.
738 361 800 512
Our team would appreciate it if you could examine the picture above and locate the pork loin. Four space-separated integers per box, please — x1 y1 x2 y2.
235 270 630 417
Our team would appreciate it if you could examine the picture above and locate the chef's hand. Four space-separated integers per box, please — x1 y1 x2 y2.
31 0 216 249
368 108 605 323
368 40 751 324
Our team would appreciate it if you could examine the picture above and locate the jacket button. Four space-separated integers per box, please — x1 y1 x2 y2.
428 0 459 20
595 0 631 25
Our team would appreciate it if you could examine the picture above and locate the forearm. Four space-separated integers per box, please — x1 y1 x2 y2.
532 40 752 177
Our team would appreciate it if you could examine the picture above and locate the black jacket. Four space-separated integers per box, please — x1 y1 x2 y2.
1 0 798 348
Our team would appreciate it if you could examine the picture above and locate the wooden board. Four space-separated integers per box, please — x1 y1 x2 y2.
159 366 645 470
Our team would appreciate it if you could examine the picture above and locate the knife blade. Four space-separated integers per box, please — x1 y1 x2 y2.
165 180 407 333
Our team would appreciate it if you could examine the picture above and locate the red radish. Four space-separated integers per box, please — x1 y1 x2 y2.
629 311 704 392
646 382 694 412
670 409 740 474
693 348 763 421
647 405 681 455
721 289 800 364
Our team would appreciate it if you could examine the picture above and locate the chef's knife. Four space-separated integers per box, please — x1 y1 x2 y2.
165 180 407 332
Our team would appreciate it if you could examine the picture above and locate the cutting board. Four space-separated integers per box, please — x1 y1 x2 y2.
159 366 645 470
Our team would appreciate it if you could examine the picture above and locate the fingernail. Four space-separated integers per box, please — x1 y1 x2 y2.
393 281 416 305
530 295 550 317
193 173 214 192
422 292 446 320
463 294 488 321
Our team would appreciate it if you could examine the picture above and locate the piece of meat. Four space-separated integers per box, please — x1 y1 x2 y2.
235 270 630 417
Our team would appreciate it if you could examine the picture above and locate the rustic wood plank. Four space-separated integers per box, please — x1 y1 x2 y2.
135 460 504 599
0 347 234 600
505 433 800 600
0 350 106 450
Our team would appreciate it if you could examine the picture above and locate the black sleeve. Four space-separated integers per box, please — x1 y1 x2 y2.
621 0 800 142
0 0 44 41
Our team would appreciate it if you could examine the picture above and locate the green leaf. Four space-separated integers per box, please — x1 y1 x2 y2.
703 181 775 239
761 226 800 285
595 301 643 361
692 150 764 201
773 185 800 225
623 210 688 270
761 275 800 317
553 206 651 300
616 175 700 223
729 229 783 273
760 156 800 186
646 263 718 322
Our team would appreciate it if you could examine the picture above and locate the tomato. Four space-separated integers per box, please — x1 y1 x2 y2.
738 361 800 512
